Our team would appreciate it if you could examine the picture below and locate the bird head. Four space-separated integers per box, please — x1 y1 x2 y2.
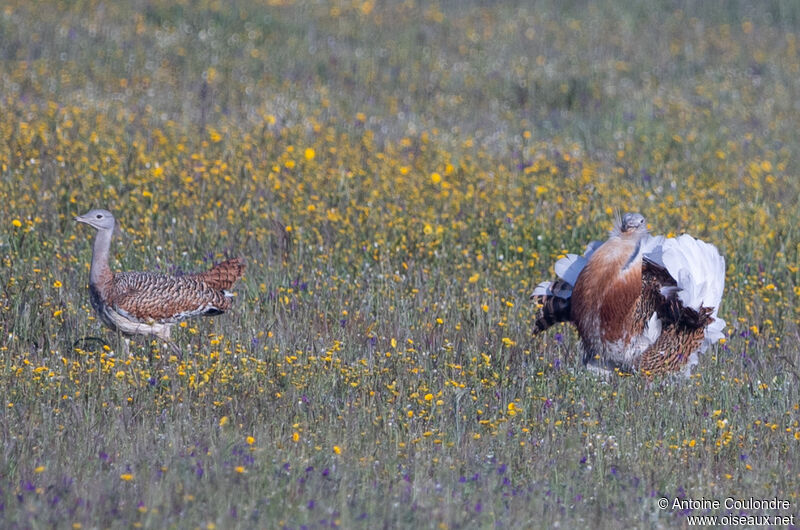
75 209 116 231
621 212 646 233
611 212 648 239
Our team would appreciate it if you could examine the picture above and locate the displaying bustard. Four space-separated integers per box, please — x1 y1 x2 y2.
532 212 725 377
75 209 244 351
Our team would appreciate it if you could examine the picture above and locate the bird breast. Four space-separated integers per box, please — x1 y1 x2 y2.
570 237 643 345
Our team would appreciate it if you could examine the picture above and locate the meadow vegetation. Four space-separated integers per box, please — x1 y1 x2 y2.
1 0 799 527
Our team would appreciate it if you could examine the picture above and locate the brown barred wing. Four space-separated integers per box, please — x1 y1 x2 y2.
636 324 706 376
109 272 233 323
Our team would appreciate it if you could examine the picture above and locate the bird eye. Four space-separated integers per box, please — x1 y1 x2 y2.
96 214 102 219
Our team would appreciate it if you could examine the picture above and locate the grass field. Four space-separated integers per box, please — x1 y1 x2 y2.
1 0 799 527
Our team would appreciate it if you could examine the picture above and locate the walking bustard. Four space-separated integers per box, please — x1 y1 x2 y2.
75 208 244 352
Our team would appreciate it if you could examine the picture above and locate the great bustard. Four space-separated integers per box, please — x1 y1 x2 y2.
531 212 725 377
75 208 245 351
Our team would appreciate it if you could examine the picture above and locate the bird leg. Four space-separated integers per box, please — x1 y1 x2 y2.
165 339 183 360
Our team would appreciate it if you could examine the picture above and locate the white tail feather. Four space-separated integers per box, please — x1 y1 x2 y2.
705 315 726 343
644 312 662 344
645 233 726 350
658 234 725 311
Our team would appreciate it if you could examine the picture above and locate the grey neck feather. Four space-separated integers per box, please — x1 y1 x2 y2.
90 227 114 288
621 237 646 271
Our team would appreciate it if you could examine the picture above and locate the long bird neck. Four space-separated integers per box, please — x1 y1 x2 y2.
90 227 115 294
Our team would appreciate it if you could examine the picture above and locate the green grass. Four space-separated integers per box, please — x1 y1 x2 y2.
1 0 799 528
